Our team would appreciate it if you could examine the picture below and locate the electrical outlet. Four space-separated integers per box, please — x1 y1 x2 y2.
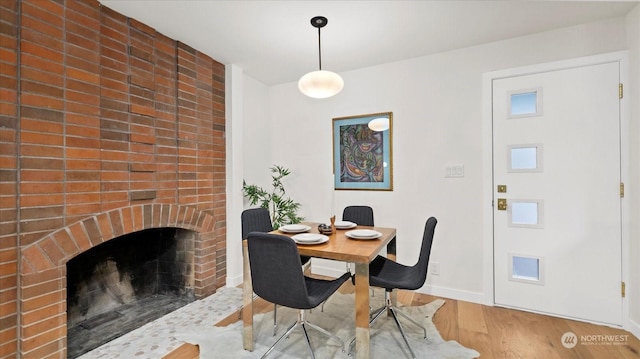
431 262 440 276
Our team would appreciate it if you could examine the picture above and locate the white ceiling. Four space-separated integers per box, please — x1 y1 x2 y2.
100 1 638 86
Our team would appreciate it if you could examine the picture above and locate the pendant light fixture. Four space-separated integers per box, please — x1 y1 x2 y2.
298 16 344 99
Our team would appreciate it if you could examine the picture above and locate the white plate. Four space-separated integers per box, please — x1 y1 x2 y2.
279 224 311 233
292 233 324 242
345 229 382 239
292 233 329 245
334 221 357 229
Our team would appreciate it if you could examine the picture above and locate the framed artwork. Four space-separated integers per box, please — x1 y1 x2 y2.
332 112 393 191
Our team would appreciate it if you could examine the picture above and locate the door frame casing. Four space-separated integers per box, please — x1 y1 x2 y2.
481 51 630 328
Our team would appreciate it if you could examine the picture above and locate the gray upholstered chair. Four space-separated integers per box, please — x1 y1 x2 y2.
349 217 437 359
247 232 351 358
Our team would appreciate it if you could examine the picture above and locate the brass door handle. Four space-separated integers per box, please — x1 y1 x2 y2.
497 198 507 211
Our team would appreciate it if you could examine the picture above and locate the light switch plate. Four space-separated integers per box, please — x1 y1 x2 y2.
445 165 464 178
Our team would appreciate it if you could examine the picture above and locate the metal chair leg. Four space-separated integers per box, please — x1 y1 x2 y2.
348 290 426 358
300 323 316 359
304 321 346 353
273 304 277 336
261 309 344 359
369 304 386 324
262 320 297 359
388 306 418 359
393 304 427 339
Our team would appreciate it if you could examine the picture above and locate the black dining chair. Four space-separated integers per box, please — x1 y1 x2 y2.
242 208 311 267
342 205 374 285
242 207 274 238
241 208 311 335
342 205 374 227
319 206 375 313
321 206 376 314
349 216 437 359
247 232 351 359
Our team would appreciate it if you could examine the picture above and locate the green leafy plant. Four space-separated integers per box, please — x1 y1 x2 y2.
242 165 304 229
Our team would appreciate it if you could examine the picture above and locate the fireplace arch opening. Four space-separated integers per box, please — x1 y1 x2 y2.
66 227 196 358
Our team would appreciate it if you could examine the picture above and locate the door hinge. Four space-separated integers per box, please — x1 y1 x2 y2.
620 182 625 198
619 83 623 99
622 282 626 298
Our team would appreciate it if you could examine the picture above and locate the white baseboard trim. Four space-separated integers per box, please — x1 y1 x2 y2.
628 318 640 340
226 274 243 288
419 284 487 305
311 263 350 278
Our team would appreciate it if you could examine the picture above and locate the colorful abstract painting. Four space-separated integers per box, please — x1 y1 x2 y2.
332 112 393 190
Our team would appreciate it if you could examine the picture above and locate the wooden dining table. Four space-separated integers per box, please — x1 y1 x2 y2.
242 222 397 359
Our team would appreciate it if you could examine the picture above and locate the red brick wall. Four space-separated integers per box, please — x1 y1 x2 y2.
0 0 19 357
0 1 227 358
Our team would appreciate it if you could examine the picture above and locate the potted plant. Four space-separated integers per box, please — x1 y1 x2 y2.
242 165 304 229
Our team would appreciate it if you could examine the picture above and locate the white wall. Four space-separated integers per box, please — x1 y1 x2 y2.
227 12 639 329
225 65 245 286
242 76 271 186
226 71 273 286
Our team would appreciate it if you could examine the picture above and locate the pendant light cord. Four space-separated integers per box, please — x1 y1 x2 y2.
317 27 322 70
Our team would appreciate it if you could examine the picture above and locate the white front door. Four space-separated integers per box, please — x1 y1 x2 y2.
492 60 623 325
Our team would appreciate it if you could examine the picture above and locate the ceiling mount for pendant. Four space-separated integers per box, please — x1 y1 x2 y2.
311 16 327 29
298 16 344 99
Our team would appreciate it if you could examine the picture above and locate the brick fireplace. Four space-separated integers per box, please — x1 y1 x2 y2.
0 1 227 358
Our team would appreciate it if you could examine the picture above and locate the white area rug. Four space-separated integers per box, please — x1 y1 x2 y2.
189 291 480 358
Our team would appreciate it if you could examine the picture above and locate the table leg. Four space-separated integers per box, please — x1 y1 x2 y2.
354 262 370 359
387 236 398 308
242 240 254 351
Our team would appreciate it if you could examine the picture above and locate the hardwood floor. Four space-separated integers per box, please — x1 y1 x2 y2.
218 282 640 358
399 289 639 359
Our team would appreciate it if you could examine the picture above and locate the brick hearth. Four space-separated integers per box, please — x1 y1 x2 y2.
0 1 227 358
